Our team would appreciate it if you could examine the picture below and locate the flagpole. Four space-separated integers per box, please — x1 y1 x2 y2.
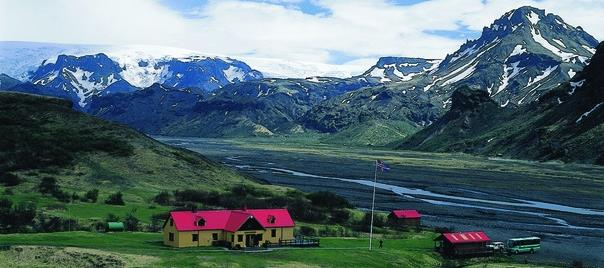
369 160 378 250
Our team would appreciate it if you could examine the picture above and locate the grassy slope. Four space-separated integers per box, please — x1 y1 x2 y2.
320 119 418 147
0 92 269 222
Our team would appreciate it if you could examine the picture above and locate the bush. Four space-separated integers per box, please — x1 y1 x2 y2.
306 191 351 209
329 209 350 224
124 212 140 231
38 177 58 194
105 192 125 206
287 197 326 223
0 198 36 233
52 190 71 203
153 191 172 205
35 213 79 232
0 172 21 186
149 212 169 232
357 212 385 232
84 189 99 203
298 226 317 236
105 213 120 222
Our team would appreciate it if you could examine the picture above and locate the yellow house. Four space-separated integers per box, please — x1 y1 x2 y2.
163 208 295 248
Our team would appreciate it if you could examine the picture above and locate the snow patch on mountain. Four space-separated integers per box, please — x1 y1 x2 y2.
223 66 245 83
569 79 585 95
496 61 524 95
441 61 478 87
527 66 557 88
530 27 576 62
576 102 603 124
510 45 527 57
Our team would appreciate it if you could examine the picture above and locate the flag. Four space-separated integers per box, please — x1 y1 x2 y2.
376 160 390 172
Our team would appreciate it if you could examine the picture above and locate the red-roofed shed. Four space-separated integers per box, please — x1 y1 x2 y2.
435 231 493 257
387 209 421 230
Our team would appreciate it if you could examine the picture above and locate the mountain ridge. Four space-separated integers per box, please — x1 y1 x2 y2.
398 41 604 165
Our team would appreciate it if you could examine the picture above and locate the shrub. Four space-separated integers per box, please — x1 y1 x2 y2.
357 212 385 232
52 190 71 203
329 209 350 224
298 226 317 236
149 212 169 232
0 172 21 186
84 189 99 203
153 191 172 205
105 192 125 206
38 177 58 194
0 198 36 233
105 213 120 222
307 191 351 209
124 212 140 231
35 213 79 232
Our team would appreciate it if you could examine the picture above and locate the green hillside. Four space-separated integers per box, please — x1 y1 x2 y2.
320 119 417 147
0 92 262 226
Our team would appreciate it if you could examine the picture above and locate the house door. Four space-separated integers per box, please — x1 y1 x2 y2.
245 234 255 247
245 234 263 247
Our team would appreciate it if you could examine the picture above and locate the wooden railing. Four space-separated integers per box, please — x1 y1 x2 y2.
269 237 320 248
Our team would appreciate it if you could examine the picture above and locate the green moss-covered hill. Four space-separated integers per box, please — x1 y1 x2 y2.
0 92 252 197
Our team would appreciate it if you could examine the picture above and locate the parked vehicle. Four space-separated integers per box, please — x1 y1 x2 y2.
487 241 505 252
506 237 540 254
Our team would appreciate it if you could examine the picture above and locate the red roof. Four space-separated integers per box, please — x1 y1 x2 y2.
169 209 295 232
442 232 490 244
391 209 421 219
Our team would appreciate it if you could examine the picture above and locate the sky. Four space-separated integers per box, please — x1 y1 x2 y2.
1 0 603 69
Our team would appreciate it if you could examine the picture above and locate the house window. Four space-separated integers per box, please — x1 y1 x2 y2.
192 234 199 242
212 233 218 241
237 234 243 242
271 229 277 237
197 218 205 227
169 232 174 241
169 219 173 226
231 235 234 242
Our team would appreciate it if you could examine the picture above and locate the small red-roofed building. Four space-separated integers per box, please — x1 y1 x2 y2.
388 209 421 230
434 231 493 257
163 208 295 248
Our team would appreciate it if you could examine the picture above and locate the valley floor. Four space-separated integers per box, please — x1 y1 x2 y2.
157 136 604 267
0 231 549 268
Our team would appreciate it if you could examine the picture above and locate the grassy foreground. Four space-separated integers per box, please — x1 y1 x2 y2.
0 231 555 268
0 232 556 267
0 231 439 267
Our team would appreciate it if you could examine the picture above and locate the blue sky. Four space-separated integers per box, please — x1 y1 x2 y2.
1 0 603 70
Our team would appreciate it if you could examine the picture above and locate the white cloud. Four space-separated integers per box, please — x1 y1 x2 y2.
1 0 602 71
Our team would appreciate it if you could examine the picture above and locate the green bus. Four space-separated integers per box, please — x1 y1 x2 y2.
506 237 540 254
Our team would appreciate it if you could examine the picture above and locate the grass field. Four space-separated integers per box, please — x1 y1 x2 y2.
0 231 548 268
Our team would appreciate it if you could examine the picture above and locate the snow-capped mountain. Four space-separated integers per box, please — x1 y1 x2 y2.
1 43 263 107
0 42 364 81
29 53 136 107
417 6 598 106
361 57 440 83
239 56 368 79
302 6 599 134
